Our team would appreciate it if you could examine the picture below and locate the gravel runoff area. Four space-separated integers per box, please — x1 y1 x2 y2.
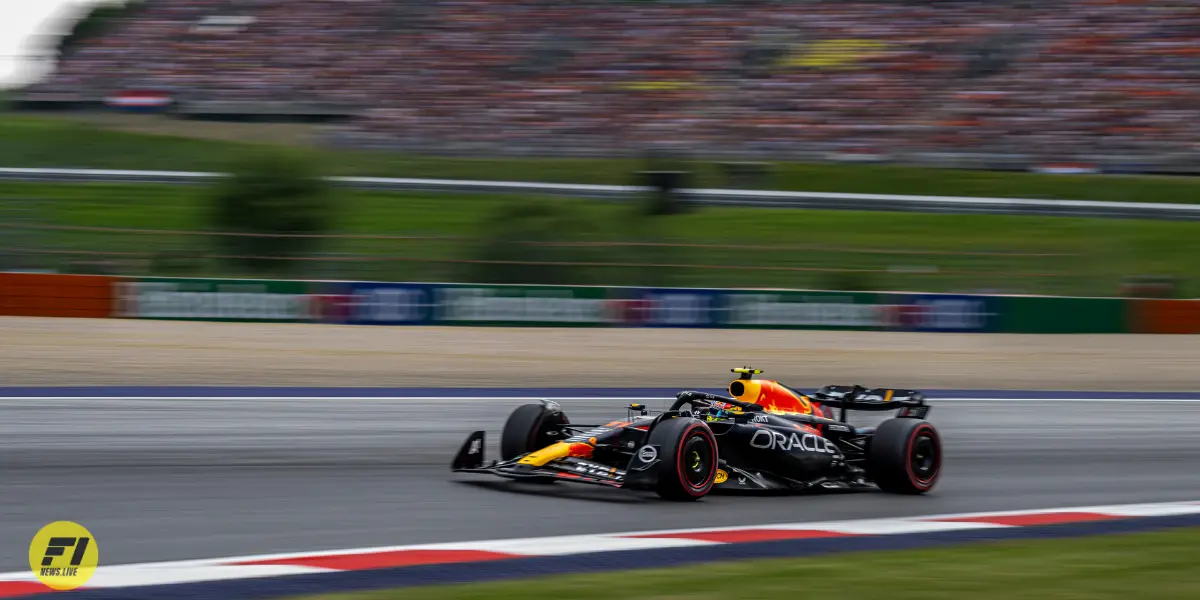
2 317 1198 390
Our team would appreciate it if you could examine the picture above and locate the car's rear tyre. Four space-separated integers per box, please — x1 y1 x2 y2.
868 418 942 494
646 418 719 501
500 403 569 460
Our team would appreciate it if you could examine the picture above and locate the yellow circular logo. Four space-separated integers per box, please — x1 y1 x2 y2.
28 521 98 591
714 469 728 484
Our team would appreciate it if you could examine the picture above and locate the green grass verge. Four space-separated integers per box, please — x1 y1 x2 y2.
3 115 1200 202
3 181 1198 296
289 527 1200 600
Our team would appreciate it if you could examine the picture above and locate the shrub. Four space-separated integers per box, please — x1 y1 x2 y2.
464 200 609 285
822 270 878 292
640 170 691 216
208 152 333 275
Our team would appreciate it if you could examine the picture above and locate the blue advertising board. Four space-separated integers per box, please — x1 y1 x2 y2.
606 287 720 328
344 282 435 325
881 293 997 333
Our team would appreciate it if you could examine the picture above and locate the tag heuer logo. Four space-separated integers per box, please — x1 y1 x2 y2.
637 446 658 463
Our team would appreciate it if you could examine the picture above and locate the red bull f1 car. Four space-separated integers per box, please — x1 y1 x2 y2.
451 368 942 501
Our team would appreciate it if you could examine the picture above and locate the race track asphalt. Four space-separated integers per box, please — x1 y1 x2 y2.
3 395 1200 571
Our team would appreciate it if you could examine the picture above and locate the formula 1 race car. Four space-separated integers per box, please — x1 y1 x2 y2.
451 368 941 501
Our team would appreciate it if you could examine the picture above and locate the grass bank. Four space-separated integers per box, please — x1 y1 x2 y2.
3 115 1200 202
3 181 1198 296
290 527 1200 600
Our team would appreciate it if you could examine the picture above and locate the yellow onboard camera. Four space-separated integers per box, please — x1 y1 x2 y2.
732 367 763 380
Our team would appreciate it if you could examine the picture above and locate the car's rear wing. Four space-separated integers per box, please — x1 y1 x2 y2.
811 385 930 420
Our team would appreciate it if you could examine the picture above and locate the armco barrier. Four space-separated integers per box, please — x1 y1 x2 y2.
1129 299 1200 334
6 167 1200 220
0 272 118 318
2 274 1168 333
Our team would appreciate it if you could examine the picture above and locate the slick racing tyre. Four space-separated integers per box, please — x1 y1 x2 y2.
646 417 719 501
500 403 569 460
868 418 942 495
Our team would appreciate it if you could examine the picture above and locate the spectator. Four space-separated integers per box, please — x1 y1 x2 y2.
33 0 1200 159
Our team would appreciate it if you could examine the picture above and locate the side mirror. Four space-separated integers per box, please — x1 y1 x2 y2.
628 403 648 416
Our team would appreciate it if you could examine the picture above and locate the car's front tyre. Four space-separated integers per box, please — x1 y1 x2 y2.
499 403 569 461
645 417 719 501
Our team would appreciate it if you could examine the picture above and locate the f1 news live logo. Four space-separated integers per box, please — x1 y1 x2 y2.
28 521 99 591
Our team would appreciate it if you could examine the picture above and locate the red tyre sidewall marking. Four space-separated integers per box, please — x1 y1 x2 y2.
676 424 719 497
904 424 941 490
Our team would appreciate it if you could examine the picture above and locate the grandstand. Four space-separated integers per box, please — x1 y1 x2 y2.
20 0 1200 168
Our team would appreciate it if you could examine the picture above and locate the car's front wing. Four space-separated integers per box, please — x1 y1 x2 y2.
455 460 627 488
451 430 632 489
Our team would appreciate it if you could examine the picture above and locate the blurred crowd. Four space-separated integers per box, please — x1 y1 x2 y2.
34 0 1200 158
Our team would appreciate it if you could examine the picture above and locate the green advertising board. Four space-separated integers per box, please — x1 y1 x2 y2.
117 277 315 322
432 284 610 326
993 296 1127 334
717 290 885 330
